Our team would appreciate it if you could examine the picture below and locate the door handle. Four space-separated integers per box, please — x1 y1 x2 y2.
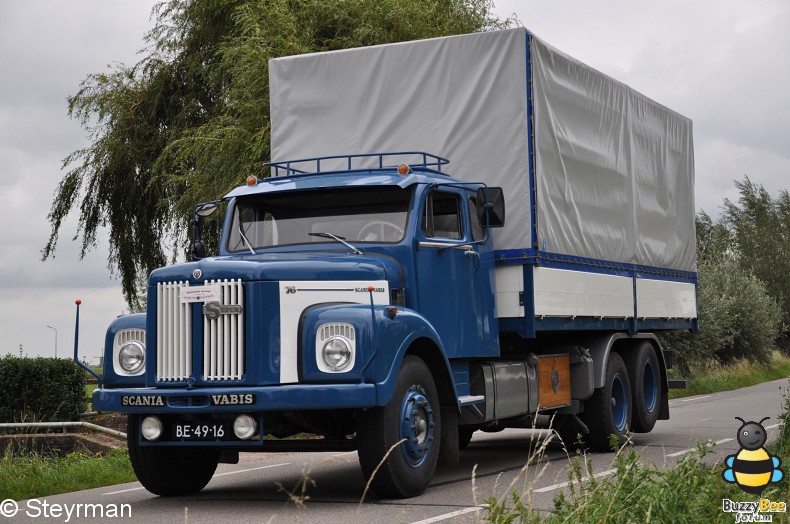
464 250 480 271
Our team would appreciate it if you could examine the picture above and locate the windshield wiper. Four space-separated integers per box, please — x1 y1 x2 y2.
309 232 363 255
238 224 256 255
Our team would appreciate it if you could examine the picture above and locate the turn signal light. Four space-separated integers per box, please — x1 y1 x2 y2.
246 176 258 186
397 164 410 175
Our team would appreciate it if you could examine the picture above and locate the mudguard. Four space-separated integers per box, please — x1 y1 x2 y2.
101 312 147 387
300 304 458 407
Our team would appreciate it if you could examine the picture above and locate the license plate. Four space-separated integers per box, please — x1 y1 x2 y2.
172 423 232 441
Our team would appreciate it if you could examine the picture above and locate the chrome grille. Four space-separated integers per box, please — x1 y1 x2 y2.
318 323 355 342
156 281 192 381
116 328 146 347
156 279 246 382
203 279 245 381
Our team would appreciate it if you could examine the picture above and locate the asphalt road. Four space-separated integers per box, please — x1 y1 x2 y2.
4 378 788 524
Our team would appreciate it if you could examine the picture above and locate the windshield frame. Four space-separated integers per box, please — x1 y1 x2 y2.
224 185 414 253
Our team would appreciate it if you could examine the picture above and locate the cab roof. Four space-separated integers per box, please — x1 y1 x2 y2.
224 152 470 198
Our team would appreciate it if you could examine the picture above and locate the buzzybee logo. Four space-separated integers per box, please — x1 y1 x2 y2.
723 417 783 495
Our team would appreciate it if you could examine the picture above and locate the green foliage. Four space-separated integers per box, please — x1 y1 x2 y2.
485 440 789 524
661 180 790 373
668 351 790 399
660 257 781 372
723 177 790 350
695 211 732 266
0 356 86 423
549 443 769 523
482 383 790 523
0 448 135 500
43 0 510 309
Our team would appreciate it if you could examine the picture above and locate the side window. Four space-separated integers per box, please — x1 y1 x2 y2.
468 196 487 242
422 191 462 240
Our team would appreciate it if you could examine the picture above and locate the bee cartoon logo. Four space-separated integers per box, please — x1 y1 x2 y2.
722 417 783 495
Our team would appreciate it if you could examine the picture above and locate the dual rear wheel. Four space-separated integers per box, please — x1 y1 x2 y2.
578 342 662 450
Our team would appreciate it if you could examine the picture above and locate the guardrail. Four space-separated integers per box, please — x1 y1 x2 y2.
0 421 126 439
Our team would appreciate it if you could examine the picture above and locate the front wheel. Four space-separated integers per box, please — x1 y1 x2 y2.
357 355 441 498
127 415 220 496
580 352 632 451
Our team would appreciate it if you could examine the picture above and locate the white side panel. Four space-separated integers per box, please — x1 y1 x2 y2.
636 279 697 319
278 280 389 384
495 266 524 318
533 267 633 318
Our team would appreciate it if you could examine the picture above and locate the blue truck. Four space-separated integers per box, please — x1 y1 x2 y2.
82 28 697 498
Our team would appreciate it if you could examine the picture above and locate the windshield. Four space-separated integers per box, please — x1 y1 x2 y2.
227 186 412 252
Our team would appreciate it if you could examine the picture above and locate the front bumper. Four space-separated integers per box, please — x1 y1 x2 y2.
93 383 376 413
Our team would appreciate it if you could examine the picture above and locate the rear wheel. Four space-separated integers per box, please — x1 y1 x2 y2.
127 415 220 496
623 342 661 433
580 352 632 451
358 355 441 498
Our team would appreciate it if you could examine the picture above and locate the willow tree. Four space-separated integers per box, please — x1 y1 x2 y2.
43 0 509 309
723 177 790 349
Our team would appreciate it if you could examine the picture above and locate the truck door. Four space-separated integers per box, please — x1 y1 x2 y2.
414 188 498 358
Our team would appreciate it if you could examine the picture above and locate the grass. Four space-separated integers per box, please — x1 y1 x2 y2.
669 351 790 399
481 346 790 522
0 448 136 500
484 385 790 523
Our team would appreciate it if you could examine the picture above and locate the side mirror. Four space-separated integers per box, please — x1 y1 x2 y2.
476 187 505 228
191 240 207 260
195 201 219 218
190 200 221 261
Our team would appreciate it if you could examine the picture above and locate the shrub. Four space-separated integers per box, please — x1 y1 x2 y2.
0 356 86 423
660 258 781 372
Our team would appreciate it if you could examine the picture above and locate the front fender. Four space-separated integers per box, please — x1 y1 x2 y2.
299 304 456 407
102 312 147 387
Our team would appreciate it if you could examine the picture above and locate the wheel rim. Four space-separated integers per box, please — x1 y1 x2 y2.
611 373 628 432
399 386 435 468
643 359 657 413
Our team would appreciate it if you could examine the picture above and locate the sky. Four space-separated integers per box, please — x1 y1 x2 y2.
0 1 787 361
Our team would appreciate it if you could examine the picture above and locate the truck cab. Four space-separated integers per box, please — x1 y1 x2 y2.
93 153 517 498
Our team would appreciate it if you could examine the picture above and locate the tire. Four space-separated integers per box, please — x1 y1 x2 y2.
357 355 441 498
580 352 632 451
459 427 475 450
127 415 220 496
622 342 662 433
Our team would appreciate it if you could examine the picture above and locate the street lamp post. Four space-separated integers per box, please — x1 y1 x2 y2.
46 325 57 359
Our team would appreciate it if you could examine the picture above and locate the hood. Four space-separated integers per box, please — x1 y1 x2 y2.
149 251 402 287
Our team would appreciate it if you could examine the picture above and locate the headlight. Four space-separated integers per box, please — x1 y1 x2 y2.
233 415 258 440
316 322 355 373
119 341 146 374
322 337 352 370
113 328 146 377
141 416 162 441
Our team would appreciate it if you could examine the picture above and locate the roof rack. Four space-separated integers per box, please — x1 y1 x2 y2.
264 152 450 178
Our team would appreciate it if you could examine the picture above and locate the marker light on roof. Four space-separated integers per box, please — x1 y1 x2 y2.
246 176 258 186
397 164 410 175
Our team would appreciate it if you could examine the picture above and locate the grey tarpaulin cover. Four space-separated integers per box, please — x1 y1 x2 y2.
269 28 696 272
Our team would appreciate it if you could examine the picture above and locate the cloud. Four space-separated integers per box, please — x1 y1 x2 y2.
0 0 157 359
493 0 790 216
